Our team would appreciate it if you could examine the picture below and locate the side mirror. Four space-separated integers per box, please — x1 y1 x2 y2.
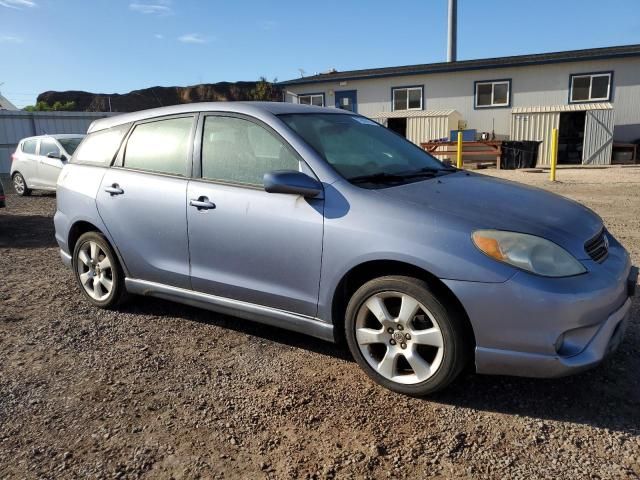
47 152 61 159
60 154 68 162
264 170 322 198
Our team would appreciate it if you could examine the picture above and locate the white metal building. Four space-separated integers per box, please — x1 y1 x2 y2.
280 44 640 166
511 104 614 166
0 94 18 111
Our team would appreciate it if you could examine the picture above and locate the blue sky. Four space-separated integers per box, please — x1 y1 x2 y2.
1 0 639 108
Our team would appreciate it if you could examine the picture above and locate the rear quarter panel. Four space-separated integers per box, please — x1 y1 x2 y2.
54 164 111 255
10 152 29 178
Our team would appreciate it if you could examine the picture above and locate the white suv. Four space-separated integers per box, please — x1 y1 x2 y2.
10 134 84 196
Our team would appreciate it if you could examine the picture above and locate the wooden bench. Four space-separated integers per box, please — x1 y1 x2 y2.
420 141 503 169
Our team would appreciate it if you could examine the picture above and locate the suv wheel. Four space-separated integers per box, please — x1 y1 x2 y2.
12 172 31 196
73 232 127 308
345 276 468 396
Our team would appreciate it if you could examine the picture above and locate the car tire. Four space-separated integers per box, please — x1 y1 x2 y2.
12 172 31 196
345 275 468 396
72 232 128 309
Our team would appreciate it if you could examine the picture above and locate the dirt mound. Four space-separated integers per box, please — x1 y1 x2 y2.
36 81 280 112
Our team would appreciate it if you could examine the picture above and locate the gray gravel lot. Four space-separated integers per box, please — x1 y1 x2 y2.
0 168 639 479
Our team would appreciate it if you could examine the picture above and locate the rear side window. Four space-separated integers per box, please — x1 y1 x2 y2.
123 117 193 176
22 139 37 154
73 124 130 165
201 116 300 186
39 139 61 157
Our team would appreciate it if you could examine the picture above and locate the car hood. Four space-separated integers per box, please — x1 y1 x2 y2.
376 172 602 260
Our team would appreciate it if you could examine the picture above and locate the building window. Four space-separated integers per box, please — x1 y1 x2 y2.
392 86 423 111
569 72 612 103
298 93 324 107
474 80 511 108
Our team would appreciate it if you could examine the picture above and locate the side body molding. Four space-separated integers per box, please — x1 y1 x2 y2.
125 278 335 342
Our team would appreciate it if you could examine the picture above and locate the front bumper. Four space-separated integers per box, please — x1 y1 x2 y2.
444 239 636 378
473 296 632 377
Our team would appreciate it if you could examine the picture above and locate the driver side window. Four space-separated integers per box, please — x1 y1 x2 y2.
201 116 300 186
39 139 61 158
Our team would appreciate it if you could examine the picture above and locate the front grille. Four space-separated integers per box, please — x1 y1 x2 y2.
585 229 609 263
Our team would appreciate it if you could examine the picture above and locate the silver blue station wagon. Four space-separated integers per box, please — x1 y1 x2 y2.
54 102 637 395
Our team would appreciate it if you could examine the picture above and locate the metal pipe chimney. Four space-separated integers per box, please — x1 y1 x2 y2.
447 0 457 62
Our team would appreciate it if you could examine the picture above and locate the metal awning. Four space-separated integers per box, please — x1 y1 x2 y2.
374 109 458 119
512 103 613 114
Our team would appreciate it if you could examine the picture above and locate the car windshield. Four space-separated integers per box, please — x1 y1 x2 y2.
57 137 84 155
278 113 453 187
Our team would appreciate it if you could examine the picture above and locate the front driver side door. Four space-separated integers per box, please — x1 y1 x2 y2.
187 114 324 316
37 138 65 189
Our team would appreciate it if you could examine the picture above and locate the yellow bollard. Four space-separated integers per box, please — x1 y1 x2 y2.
456 131 463 169
550 127 559 181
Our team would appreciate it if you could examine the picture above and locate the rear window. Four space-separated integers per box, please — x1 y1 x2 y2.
22 139 37 154
72 125 130 165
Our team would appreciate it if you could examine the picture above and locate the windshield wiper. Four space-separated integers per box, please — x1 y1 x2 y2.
348 167 455 185
348 172 407 184
401 166 457 177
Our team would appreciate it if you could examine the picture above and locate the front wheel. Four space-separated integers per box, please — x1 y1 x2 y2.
12 172 31 196
73 232 127 308
345 276 469 396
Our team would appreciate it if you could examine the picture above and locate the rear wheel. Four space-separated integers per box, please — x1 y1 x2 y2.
345 275 468 396
73 232 127 308
12 172 31 196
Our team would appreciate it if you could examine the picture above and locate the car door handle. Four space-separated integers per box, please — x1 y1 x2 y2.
104 184 124 196
190 196 216 210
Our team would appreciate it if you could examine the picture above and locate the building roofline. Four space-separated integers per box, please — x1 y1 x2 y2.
278 44 640 86
0 94 18 111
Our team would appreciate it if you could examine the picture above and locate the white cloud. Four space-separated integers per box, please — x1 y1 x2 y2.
129 2 171 15
178 33 208 44
0 0 36 9
0 35 23 43
154 33 164 39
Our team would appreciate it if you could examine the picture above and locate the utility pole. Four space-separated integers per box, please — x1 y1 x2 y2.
447 0 457 62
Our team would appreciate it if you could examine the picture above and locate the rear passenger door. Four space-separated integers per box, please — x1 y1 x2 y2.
96 115 196 289
187 113 324 316
20 139 40 187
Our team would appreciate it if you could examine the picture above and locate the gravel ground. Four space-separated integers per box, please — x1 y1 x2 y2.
1 168 639 479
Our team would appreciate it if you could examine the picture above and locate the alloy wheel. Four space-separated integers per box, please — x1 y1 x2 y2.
13 174 25 194
76 240 114 301
355 291 444 385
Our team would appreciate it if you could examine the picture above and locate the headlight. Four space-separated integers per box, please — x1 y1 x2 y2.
472 230 586 277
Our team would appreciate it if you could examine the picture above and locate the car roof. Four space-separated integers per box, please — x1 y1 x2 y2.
87 101 352 133
20 134 85 141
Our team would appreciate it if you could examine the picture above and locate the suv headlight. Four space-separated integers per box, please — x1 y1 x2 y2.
472 230 586 277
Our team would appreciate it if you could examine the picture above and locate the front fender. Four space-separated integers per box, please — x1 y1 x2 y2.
316 183 516 323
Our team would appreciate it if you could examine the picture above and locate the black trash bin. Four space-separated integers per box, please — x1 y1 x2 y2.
500 141 541 169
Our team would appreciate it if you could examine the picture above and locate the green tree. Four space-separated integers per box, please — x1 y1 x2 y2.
24 100 77 111
250 77 280 101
